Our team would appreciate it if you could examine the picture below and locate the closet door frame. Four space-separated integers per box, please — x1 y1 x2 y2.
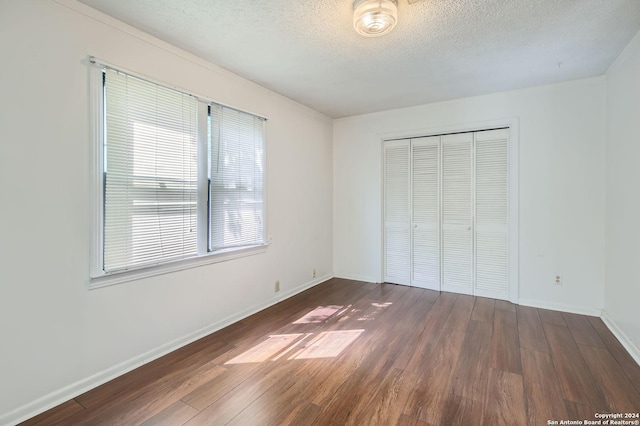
380 118 520 304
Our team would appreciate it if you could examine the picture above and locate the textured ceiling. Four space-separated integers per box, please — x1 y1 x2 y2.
78 0 640 118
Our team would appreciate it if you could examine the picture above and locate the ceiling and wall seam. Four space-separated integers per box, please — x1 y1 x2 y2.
52 0 333 124
75 0 640 118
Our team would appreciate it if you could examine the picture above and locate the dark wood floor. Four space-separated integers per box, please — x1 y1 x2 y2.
22 278 640 425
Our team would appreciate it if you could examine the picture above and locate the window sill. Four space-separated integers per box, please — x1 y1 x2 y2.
88 244 269 290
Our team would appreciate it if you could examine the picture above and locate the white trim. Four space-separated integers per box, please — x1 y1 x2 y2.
1 274 333 426
89 57 269 121
89 245 269 289
442 284 474 296
334 273 381 284
601 310 640 367
518 298 602 317
475 288 509 300
379 139 386 283
378 117 518 142
438 135 443 291
196 101 209 255
507 122 520 304
261 119 269 248
88 63 104 278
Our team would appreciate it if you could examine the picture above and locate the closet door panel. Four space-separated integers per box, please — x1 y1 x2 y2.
475 129 509 299
411 136 440 290
384 140 411 285
441 133 473 294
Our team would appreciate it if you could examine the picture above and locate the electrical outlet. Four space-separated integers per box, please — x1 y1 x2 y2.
275 280 280 292
312 269 316 278
554 275 562 286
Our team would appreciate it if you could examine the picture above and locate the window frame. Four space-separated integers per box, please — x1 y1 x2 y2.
88 59 268 289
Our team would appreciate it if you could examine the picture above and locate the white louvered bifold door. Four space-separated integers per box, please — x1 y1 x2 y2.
441 133 473 295
411 137 440 290
384 140 411 285
474 129 509 299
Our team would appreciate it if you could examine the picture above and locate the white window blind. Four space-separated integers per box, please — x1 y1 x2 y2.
95 62 268 281
103 69 198 272
209 104 265 251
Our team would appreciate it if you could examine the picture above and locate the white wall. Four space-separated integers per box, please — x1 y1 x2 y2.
604 32 640 354
0 1 333 423
334 78 606 314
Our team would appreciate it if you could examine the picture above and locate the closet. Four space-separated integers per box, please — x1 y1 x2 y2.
383 128 509 300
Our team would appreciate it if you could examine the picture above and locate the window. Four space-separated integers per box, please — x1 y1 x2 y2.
91 64 266 282
209 105 264 251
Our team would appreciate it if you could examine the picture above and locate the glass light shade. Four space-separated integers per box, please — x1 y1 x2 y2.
353 0 398 37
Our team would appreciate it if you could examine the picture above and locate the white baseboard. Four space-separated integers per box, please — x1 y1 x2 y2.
518 298 603 317
0 274 333 426
333 273 381 283
600 310 640 367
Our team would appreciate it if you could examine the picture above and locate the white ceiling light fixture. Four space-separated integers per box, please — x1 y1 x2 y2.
353 0 398 37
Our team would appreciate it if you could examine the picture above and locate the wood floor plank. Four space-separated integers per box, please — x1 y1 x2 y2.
587 316 609 330
399 292 460 373
471 296 495 323
224 372 310 426
184 362 297 426
491 309 522 374
23 279 640 426
538 308 567 327
403 328 467 425
440 394 484 426
562 312 605 348
543 322 608 410
591 324 640 395
74 340 232 409
214 281 373 348
298 356 363 408
578 344 640 412
310 341 403 424
564 400 598 422
484 369 527 426
295 286 426 408
180 363 258 411
309 290 434 425
139 401 198 426
444 294 475 331
396 414 432 426
450 320 493 403
73 362 226 425
494 299 517 312
292 315 387 407
384 290 454 371
18 400 85 426
280 402 322 426
351 368 419 426
521 348 568 426
517 305 549 353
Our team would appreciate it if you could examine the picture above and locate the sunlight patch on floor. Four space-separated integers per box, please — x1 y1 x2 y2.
292 305 344 324
288 330 365 360
225 334 303 364
225 329 366 364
